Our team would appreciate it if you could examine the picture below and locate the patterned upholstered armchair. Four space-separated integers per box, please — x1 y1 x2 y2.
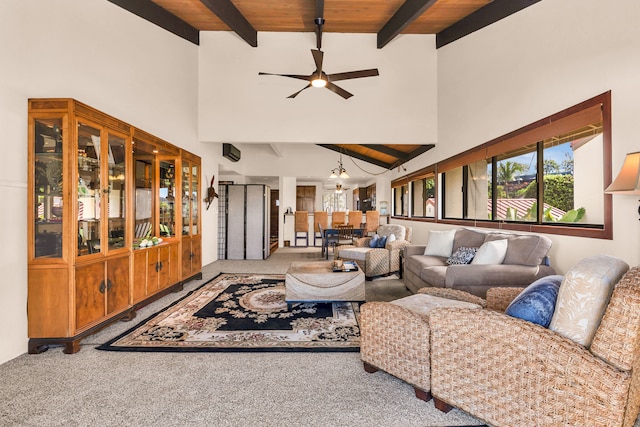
337 225 412 280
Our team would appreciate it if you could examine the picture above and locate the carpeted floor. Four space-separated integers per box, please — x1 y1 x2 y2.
0 248 487 426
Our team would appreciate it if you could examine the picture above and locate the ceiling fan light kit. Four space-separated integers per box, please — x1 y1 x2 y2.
259 11 379 99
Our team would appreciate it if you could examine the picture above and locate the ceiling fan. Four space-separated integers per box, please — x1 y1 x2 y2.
258 6 379 99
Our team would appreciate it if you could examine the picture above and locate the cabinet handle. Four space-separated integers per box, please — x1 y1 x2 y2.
159 261 163 270
99 280 106 294
190 252 195 260
155 262 161 272
106 279 113 291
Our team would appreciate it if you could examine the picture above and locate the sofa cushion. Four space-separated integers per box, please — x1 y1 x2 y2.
338 247 371 261
424 229 456 257
452 228 487 253
446 246 478 265
406 255 447 276
549 255 629 347
471 239 508 265
420 266 448 288
391 293 482 319
503 235 553 266
505 275 563 327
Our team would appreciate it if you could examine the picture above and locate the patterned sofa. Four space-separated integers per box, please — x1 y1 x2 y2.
362 255 640 427
337 224 412 280
404 228 555 297
429 256 639 427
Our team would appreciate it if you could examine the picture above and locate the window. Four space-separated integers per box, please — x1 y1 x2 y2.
393 92 612 239
392 184 408 216
322 191 346 213
411 176 436 218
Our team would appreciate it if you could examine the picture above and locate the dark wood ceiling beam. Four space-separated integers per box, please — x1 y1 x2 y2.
361 144 408 159
377 0 438 49
200 0 257 47
389 144 435 168
107 0 199 45
318 145 391 169
436 0 542 48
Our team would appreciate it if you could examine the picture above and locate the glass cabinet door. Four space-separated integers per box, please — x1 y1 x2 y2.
107 133 127 251
33 118 64 258
159 160 176 237
77 122 102 256
133 143 155 244
190 164 199 235
182 164 191 236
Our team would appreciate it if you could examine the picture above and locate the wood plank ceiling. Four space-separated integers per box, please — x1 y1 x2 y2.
108 0 541 169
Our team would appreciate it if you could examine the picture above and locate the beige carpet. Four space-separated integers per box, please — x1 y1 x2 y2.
0 248 482 426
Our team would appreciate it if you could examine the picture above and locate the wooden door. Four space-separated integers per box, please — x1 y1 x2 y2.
296 185 315 212
182 237 193 278
167 243 180 286
148 248 160 294
75 261 106 330
157 245 170 289
106 255 129 315
132 250 148 303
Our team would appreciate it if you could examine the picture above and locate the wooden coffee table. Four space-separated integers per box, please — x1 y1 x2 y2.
285 261 365 302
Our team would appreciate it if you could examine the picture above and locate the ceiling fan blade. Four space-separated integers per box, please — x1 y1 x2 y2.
325 82 353 99
258 72 311 82
327 69 379 82
287 84 312 99
311 49 324 75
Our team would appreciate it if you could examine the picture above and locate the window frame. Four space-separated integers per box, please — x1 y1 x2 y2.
391 91 612 239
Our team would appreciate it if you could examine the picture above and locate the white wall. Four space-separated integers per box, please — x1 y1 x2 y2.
0 0 203 364
199 32 438 145
398 0 640 273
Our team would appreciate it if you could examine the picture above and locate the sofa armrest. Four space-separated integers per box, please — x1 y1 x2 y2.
429 308 631 426
353 237 372 247
485 287 525 312
591 267 640 371
404 245 426 257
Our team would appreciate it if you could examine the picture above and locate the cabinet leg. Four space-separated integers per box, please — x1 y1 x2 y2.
121 309 137 322
28 340 49 354
63 340 81 354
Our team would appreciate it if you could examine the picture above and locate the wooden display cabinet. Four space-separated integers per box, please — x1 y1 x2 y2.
180 151 202 281
27 99 201 354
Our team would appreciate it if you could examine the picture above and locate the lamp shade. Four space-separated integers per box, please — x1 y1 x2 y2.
605 152 640 195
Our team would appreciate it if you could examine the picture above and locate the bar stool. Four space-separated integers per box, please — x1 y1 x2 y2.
314 211 328 247
365 210 380 236
331 211 346 228
294 211 309 246
347 211 362 230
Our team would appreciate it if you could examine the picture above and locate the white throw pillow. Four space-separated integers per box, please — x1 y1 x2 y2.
387 233 396 243
423 229 456 257
471 239 508 265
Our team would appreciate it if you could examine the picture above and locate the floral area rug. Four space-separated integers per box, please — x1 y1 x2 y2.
97 273 360 352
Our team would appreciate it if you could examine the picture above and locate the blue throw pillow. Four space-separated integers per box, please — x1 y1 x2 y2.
377 235 388 248
505 275 563 327
369 234 379 248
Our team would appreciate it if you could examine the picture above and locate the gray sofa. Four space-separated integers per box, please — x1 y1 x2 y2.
403 228 555 297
